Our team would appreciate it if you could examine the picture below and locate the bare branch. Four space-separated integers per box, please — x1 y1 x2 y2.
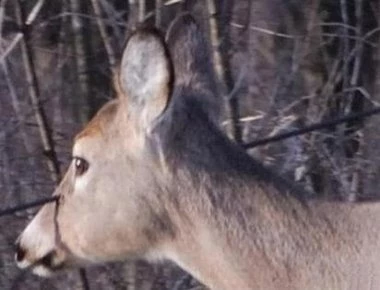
0 0 47 62
139 0 145 23
0 33 23 63
155 0 162 28
351 0 364 87
1 61 35 168
340 0 350 90
206 0 242 143
230 22 376 46
14 0 60 182
231 22 298 39
90 0 117 77
70 0 90 122
25 0 45 25
0 0 7 39
164 0 183 5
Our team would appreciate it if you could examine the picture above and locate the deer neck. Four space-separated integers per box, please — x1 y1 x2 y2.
162 221 254 290
155 170 287 289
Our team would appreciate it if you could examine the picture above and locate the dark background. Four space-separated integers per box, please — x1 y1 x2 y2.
1 0 380 289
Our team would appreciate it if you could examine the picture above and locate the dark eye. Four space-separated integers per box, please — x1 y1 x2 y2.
73 157 89 176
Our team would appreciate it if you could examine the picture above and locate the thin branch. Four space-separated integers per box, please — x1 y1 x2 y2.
98 0 124 47
206 0 242 143
348 0 364 200
0 196 58 217
243 106 380 149
14 0 60 182
1 61 35 168
233 23 298 39
340 0 350 91
36 12 128 28
70 0 90 122
164 0 183 5
155 0 162 28
351 0 364 87
0 33 23 63
0 0 49 62
25 0 45 25
138 0 145 23
90 0 117 77
0 0 7 39
230 22 376 46
317 21 358 33
320 144 351 198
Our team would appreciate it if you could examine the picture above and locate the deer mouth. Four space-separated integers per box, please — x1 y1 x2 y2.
16 249 66 277
33 250 66 276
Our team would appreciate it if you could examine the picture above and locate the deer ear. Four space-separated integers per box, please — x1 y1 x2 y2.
166 14 220 122
119 29 172 130
166 14 214 90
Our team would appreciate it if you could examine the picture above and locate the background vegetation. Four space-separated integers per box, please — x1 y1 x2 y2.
1 0 380 289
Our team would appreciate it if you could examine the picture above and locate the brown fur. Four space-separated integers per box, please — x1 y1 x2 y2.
75 100 118 141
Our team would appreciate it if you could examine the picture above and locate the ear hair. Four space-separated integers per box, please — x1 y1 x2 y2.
166 14 220 123
118 28 173 130
166 14 213 89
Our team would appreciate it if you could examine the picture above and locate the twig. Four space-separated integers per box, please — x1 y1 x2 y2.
317 21 358 32
164 0 183 5
155 0 162 28
206 0 242 143
14 0 60 182
0 0 7 40
52 0 70 129
138 0 145 23
351 0 364 88
0 196 58 217
243 106 380 149
230 22 376 46
320 144 351 198
90 0 117 77
0 1 34 164
25 0 45 25
1 61 35 168
347 0 364 200
36 12 128 28
70 0 90 123
239 23 298 39
340 0 350 91
97 0 124 47
0 0 50 62
0 33 23 63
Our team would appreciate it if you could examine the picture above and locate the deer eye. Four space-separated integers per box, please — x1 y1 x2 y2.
73 157 89 176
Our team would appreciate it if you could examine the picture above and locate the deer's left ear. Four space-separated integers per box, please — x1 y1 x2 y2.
119 29 172 130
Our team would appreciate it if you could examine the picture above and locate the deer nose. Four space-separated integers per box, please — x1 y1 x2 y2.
15 240 26 262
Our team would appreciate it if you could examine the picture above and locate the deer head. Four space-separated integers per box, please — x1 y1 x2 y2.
15 15 218 277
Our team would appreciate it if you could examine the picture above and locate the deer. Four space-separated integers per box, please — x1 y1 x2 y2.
15 14 380 290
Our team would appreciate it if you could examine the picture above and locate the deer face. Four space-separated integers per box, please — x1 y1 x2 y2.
15 29 177 276
15 13 218 277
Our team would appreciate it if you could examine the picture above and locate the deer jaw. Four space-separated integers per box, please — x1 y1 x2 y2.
16 90 176 280
16 101 178 275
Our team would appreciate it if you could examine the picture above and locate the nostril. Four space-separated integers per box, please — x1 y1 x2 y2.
15 242 26 262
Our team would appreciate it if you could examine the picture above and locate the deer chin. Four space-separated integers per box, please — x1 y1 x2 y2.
17 249 68 277
31 264 57 277
17 259 63 278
